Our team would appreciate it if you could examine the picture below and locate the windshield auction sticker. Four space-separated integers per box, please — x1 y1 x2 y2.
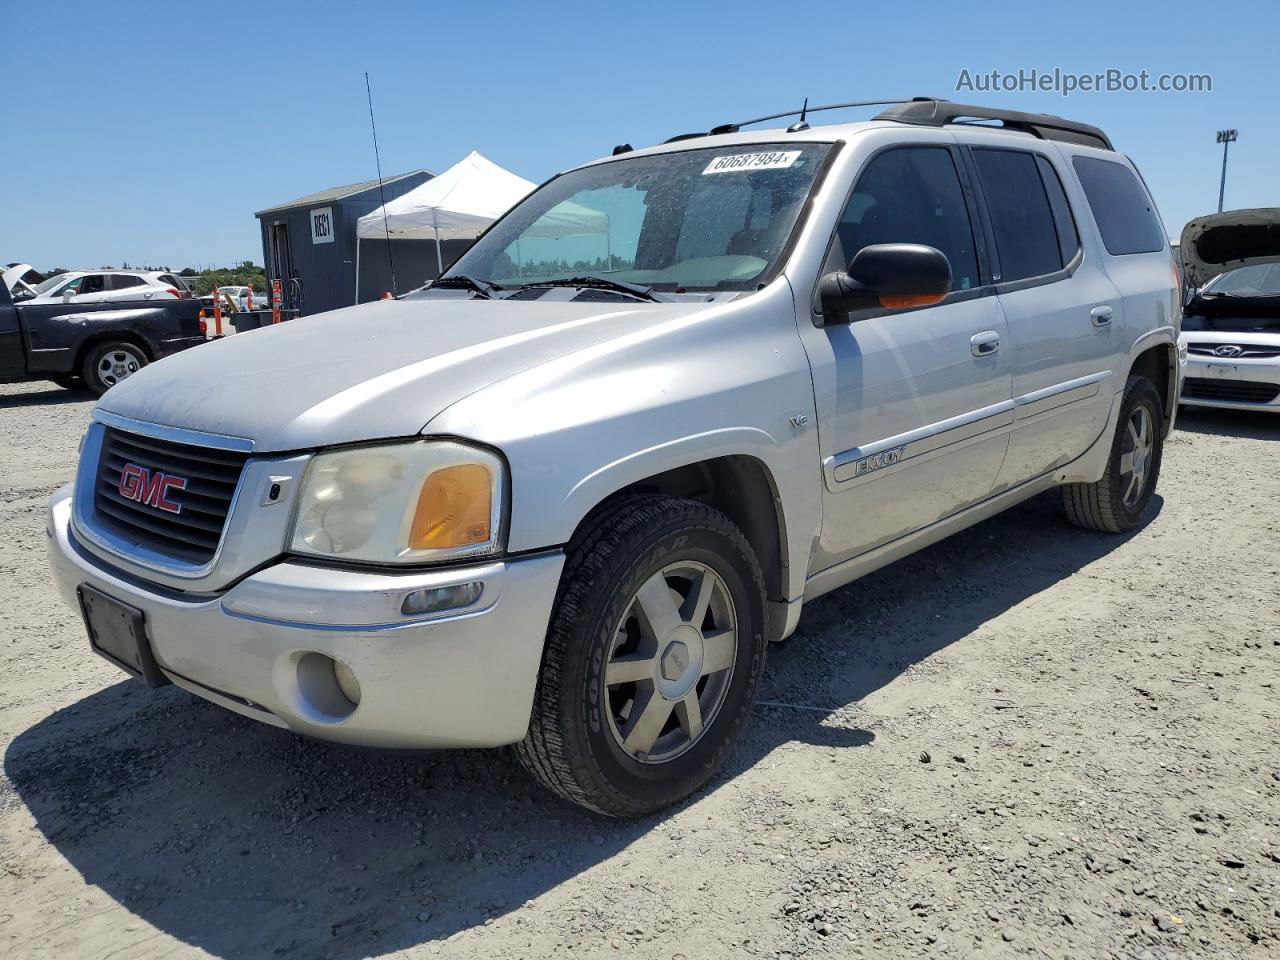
702 151 802 175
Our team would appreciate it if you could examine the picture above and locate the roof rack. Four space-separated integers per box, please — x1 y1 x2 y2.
874 100 1113 151
654 97 1112 151
663 97 936 143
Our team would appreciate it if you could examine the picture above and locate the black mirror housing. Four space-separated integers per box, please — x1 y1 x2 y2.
818 243 952 325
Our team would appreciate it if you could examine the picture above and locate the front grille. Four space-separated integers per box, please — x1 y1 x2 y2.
94 427 249 565
1187 343 1280 358
1182 377 1280 404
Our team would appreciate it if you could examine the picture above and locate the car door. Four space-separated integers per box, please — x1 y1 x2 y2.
107 274 153 301
961 143 1125 487
0 283 25 378
800 143 1013 572
71 273 110 303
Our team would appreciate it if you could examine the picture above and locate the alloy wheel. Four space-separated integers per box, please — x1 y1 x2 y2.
97 349 142 388
603 561 738 764
1119 404 1154 508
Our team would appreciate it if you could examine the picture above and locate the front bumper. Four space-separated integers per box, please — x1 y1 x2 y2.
1180 352 1280 412
47 487 565 748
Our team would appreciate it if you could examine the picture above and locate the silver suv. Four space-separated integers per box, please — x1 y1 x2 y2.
47 100 1182 816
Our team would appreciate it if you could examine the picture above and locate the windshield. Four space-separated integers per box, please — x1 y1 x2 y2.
33 272 72 294
1202 263 1280 298
444 143 832 293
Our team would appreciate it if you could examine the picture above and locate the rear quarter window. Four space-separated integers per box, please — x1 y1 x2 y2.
1072 156 1165 255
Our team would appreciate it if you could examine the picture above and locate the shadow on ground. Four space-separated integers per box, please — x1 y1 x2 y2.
0 385 92 409
1176 406 1280 441
3 492 1156 957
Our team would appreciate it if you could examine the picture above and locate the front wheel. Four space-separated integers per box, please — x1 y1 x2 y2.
1062 374 1165 532
516 496 768 817
82 341 147 396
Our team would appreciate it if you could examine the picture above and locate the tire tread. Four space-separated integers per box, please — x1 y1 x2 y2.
515 495 765 817
1061 374 1162 533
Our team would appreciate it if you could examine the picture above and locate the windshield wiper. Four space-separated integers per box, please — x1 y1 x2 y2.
429 274 501 299
514 276 663 302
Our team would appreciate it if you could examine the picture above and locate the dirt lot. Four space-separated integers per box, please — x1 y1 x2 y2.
0 379 1276 960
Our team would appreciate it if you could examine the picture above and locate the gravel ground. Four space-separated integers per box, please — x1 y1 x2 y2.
0 379 1277 960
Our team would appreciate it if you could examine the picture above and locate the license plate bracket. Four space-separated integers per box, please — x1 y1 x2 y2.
77 584 170 688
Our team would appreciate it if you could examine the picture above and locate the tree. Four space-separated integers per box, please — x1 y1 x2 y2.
190 263 268 296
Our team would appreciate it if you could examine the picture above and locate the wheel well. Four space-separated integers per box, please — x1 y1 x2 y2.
74 333 154 374
1130 342 1175 434
575 456 787 605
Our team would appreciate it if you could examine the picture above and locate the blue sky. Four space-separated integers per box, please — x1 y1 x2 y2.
2 0 1275 271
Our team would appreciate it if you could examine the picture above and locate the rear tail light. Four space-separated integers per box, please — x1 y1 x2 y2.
198 310 207 335
166 287 186 299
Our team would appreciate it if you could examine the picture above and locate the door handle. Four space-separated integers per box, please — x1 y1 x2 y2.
1090 305 1114 326
970 330 1001 357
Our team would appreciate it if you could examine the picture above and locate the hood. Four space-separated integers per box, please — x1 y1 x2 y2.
2 263 37 298
97 296 712 452
1179 208 1280 287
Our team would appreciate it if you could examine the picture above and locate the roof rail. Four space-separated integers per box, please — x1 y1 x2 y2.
662 97 935 144
874 100 1113 150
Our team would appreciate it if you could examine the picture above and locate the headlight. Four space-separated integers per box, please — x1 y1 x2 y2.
289 441 505 564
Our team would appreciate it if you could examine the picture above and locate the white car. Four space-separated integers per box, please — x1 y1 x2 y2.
25 270 189 305
1179 209 1280 413
215 285 265 312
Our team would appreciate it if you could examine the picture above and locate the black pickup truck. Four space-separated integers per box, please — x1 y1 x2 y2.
0 281 205 395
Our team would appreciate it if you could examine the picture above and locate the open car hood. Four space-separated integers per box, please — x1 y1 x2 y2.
1179 208 1280 288
2 263 37 298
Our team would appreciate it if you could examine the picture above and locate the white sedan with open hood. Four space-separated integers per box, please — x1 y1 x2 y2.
1179 208 1280 412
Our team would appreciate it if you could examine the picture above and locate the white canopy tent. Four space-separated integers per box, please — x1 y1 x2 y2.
354 151 608 300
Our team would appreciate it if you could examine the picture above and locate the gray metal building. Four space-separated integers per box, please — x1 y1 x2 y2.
255 170 436 317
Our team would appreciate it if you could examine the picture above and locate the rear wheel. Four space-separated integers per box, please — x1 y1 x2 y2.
1062 374 1164 532
516 496 767 817
82 341 147 396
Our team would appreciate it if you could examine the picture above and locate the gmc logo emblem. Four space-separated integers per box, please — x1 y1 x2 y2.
118 463 188 514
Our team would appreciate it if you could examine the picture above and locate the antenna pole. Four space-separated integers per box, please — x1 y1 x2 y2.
365 71 397 296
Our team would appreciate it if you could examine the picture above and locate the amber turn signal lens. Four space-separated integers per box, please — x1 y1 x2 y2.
409 464 492 549
879 291 947 309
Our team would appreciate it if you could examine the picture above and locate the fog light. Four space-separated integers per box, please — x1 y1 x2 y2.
401 581 484 616
333 660 361 706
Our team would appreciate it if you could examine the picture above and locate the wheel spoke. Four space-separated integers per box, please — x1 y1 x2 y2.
606 653 657 686
1124 471 1141 504
622 688 674 757
634 571 682 639
675 692 703 740
701 628 736 676
681 568 715 628
1126 419 1140 450
1119 451 1134 475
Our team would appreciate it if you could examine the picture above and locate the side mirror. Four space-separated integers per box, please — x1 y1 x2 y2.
61 287 76 300
818 243 952 325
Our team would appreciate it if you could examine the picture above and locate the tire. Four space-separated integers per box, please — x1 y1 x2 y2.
516 496 768 817
1062 374 1164 532
82 341 147 396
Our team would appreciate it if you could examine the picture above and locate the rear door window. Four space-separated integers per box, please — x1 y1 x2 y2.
108 274 146 290
832 146 980 291
1071 156 1165 255
972 149 1062 282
